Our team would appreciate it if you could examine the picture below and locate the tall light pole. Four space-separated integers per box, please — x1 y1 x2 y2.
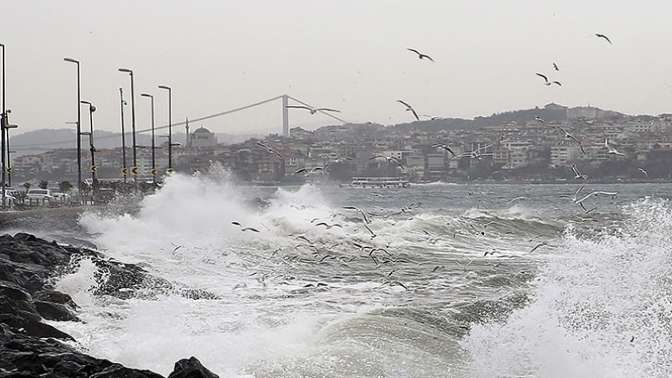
80 100 97 192
5 123 16 187
140 93 156 184
118 68 136 190
64 57 82 199
119 88 128 183
1 43 6 207
157 85 173 171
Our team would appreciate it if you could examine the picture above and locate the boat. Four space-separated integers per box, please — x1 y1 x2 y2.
348 176 410 188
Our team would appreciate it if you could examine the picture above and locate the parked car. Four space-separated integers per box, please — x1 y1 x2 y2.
26 188 54 202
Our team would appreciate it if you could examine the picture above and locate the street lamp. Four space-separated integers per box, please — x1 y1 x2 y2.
157 85 173 171
64 57 82 200
119 88 128 183
5 123 16 187
80 100 97 193
140 93 156 184
118 68 136 189
1 43 7 207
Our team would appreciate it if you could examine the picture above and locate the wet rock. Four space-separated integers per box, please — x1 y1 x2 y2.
33 301 79 322
0 325 162 378
168 357 219 378
0 314 74 341
34 290 78 309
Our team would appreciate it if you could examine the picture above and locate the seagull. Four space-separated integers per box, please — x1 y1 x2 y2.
507 196 528 204
342 206 370 224
578 202 597 214
421 114 440 120
530 242 549 253
363 223 377 239
315 222 343 229
241 227 260 233
397 100 420 121
370 155 405 168
407 48 434 62
553 63 560 71
535 116 545 124
571 165 587 180
295 167 325 175
550 81 562 87
572 185 585 202
595 33 612 45
553 126 585 153
574 191 618 205
638 168 648 177
536 73 550 85
604 139 625 156
432 143 457 157
285 105 340 114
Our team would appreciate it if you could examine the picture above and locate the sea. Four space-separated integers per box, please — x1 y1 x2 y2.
4 170 672 378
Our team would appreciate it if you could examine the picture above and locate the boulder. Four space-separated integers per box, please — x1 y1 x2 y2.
168 357 219 378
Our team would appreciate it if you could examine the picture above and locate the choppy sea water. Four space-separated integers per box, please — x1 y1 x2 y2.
7 173 672 377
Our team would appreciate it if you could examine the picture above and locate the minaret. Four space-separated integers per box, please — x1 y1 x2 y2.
185 117 190 148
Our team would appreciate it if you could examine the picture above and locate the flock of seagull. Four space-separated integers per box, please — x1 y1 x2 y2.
223 32 642 291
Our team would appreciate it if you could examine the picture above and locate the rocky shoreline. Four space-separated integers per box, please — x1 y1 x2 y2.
0 233 219 378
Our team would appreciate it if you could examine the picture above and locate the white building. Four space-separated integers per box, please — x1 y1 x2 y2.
190 127 218 148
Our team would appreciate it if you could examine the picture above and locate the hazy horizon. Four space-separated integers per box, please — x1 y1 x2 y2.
1 0 671 139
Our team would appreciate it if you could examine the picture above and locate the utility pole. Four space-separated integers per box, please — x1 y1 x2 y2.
64 57 82 201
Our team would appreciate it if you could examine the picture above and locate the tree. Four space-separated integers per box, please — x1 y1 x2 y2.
59 181 73 193
22 182 31 191
38 180 48 190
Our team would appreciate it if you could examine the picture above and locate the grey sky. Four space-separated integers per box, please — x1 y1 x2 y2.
1 0 670 138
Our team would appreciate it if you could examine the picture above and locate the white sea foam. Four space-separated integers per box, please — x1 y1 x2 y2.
462 198 672 377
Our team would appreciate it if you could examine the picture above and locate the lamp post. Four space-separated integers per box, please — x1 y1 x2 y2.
5 123 16 187
80 101 97 194
119 88 128 183
1 43 6 207
140 93 156 184
64 57 82 201
157 85 172 171
118 68 136 190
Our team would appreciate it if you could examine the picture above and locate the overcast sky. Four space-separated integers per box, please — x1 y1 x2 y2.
0 0 670 141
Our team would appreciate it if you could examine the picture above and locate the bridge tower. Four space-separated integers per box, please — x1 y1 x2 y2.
282 95 289 137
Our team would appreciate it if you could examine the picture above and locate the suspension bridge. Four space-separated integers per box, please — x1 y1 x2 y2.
14 94 349 150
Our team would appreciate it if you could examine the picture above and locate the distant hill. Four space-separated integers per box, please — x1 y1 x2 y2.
11 128 260 156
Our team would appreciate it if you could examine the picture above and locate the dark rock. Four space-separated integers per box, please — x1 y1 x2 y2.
34 290 78 309
0 281 31 302
0 325 162 378
168 357 219 378
0 314 74 340
34 301 79 322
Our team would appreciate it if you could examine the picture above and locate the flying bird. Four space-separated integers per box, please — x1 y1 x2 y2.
574 191 618 205
315 222 343 229
342 206 370 224
571 165 587 180
397 100 420 121
285 105 340 114
535 116 545 124
604 139 625 156
536 73 550 85
407 48 434 62
432 143 456 157
595 33 612 44
530 242 549 253
553 126 585 153
638 168 648 177
553 63 560 71
550 81 562 87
